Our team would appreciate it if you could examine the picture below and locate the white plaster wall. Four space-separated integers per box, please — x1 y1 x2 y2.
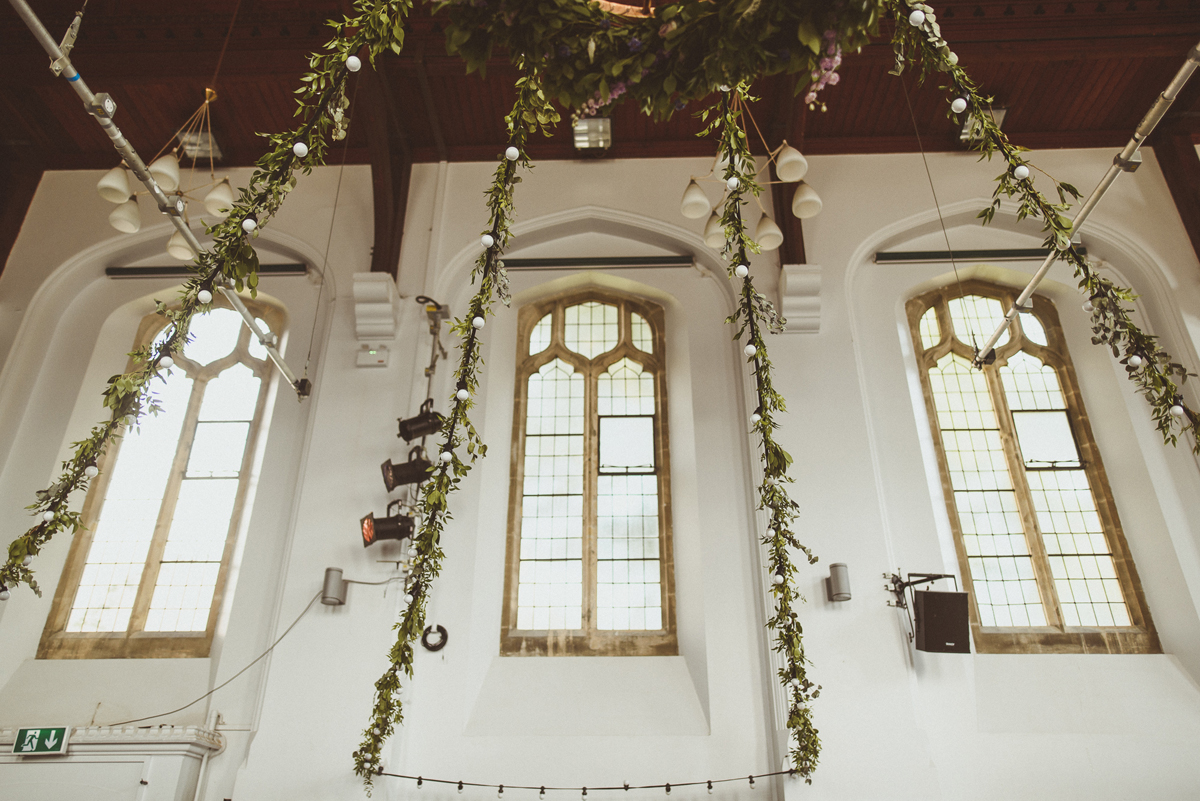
0 146 1198 801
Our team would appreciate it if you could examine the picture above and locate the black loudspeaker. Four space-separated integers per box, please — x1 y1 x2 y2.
914 590 970 653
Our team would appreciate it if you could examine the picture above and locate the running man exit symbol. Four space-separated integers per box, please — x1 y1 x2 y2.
12 726 70 755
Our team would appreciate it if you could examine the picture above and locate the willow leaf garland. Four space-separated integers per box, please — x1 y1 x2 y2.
887 0 1199 449
706 86 821 780
353 57 560 791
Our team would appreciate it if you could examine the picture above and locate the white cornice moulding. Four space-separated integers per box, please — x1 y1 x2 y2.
780 264 821 334
353 272 399 341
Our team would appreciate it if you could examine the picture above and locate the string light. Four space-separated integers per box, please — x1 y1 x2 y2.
346 55 362 72
84 466 99 478
419 777 424 789
1128 355 1143 368
743 344 757 357
750 413 761 424
707 781 713 795
950 96 968 114
42 511 54 522
472 317 486 329
665 784 671 796
440 451 454 463
481 234 495 248
1082 300 1095 313
197 289 214 304
459 781 465 794
242 214 258 233
499 785 505 798
375 770 796 795
457 388 470 401
908 8 925 25
505 146 520 161
1170 404 1185 418
1013 164 1030 181
748 776 755 790
734 264 749 278
159 356 175 369
725 176 739 191
293 141 309 158
540 788 546 800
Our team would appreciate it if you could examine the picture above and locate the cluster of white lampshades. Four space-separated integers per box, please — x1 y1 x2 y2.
680 143 821 251
97 153 235 260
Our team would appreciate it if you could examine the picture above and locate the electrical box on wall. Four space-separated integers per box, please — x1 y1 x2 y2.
357 344 389 368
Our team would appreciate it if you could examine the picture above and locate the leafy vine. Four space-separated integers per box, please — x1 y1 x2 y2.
353 56 560 790
706 86 821 780
887 0 1199 449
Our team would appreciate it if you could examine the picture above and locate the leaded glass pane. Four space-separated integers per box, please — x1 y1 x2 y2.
1020 313 1048 346
631 312 653 353
564 302 618 358
919 308 940 350
530 313 552 356
948 295 1009 348
185 308 243 365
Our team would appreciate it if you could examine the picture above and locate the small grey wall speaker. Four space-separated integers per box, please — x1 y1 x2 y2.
914 590 969 653
321 567 347 606
826 563 851 602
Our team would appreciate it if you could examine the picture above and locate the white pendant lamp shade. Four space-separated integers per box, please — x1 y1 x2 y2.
167 229 194 261
703 211 725 249
775 145 808 183
791 182 823 219
97 166 130 203
680 180 711 219
755 215 784 251
204 179 234 218
148 153 180 192
108 197 141 233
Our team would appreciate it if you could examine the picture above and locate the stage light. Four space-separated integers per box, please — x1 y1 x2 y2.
381 447 433 491
397 399 444 442
361 507 416 547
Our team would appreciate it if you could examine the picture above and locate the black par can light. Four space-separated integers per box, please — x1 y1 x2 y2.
381 447 433 491
398 399 444 442
361 510 415 547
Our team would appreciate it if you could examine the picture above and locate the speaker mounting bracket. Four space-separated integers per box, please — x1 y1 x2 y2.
884 571 960 642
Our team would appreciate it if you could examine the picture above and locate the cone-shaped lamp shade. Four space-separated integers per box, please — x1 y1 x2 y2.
775 145 808 183
108 197 141 233
167 229 194 261
703 211 725 249
755 215 784 251
680 180 711 219
204 179 234 218
97 166 130 203
148 153 180 193
791 182 823 219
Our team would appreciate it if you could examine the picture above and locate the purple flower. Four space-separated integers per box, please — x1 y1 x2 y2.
557 44 571 58
827 72 840 85
826 43 837 55
599 18 611 29
823 29 837 41
628 36 643 52
805 91 818 104
819 57 833 70
674 98 687 110
811 69 821 81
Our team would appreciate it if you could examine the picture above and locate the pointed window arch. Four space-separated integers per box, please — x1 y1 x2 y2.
908 280 1157 654
502 291 676 656
39 298 285 659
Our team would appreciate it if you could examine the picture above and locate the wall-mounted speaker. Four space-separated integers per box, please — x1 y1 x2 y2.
914 590 969 653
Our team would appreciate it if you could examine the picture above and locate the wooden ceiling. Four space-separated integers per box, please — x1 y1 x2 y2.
2 0 1199 173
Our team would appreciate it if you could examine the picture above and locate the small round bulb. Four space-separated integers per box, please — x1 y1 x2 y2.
408 546 418 557
1128 355 1143 368
42 511 55 522
293 141 309 158
404 593 414 605
789 678 802 690
0 590 9 601
160 356 174 369
1013 164 1030 180
481 233 495 248
457 388 470 401
242 216 258 233
950 97 968 114
198 289 214 304
908 8 926 25
23 555 32 566
346 55 362 73
751 413 762 423
1170 405 1185 418
440 451 453 463
1082 300 1095 313
84 465 99 478
726 176 740 191
472 317 486 329
744 344 757 357
772 573 785 585
734 264 749 278
505 146 520 161
372 727 380 735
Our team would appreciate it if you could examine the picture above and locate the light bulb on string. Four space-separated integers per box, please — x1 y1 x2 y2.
472 317 486 329
198 289 214 304
748 776 756 790
707 781 714 795
159 356 174 369
481 233 495 248
950 97 968 114
1128 355 1143 368
1013 164 1030 181
498 785 505 799
751 413 762 424
734 263 749 278
346 55 362 72
726 176 739 191
1083 300 1095 313
908 8 925 25
458 782 464 794
242 214 258 233
1170 404 1185 418
457 388 470 401
440 451 454 463
744 344 757 357
505 146 520 161
418 778 424 789
293 141 309 158
665 784 671 796
540 788 546 800
0 588 9 601
42 511 55 522
84 465 99 478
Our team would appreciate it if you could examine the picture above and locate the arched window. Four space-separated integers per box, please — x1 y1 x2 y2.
501 291 676 656
39 300 284 659
907 281 1157 654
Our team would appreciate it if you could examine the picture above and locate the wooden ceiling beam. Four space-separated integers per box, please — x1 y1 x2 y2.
360 68 412 278
1151 130 1200 267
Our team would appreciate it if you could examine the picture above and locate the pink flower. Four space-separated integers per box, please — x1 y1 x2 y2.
827 72 840 85
805 92 818 104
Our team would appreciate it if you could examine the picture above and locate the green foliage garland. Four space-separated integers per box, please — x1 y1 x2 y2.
887 0 1199 449
707 87 821 780
353 56 560 790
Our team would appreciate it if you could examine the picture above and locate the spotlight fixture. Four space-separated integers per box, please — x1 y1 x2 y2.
397 398 444 442
361 502 416 547
573 117 612 150
381 447 433 491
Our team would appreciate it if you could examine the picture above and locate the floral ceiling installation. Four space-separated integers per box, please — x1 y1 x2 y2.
3 0 1196 793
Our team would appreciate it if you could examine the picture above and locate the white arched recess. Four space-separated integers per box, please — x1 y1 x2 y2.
0 222 336 759
361 206 791 795
845 198 1200 784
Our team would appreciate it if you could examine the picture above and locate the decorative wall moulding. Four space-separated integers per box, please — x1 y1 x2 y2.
353 272 399 341
779 264 822 334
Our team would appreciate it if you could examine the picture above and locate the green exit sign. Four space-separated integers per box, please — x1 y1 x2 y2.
12 726 70 755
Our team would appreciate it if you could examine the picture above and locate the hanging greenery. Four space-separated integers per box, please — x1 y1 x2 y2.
4 0 1198 794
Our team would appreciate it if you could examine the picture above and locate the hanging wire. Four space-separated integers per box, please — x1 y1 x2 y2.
301 75 361 381
209 0 243 91
378 770 796 793
898 74 979 349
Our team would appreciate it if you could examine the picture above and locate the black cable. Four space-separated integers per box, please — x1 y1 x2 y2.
106 591 321 727
377 770 796 792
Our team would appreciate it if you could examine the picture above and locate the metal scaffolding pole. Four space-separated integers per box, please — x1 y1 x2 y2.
8 0 310 398
970 40 1200 368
